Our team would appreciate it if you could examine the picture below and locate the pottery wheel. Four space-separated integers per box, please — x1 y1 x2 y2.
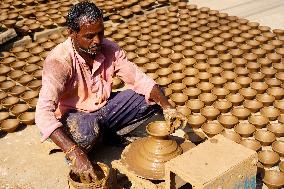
121 137 182 180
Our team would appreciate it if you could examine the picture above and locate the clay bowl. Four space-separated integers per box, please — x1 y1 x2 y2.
32 70 42 79
267 87 284 100
17 75 34 85
156 58 171 68
169 53 183 63
221 130 242 143
268 123 284 137
187 114 206 128
183 68 199 77
213 100 232 113
1 96 19 109
0 65 10 76
250 82 268 94
261 67 277 78
144 63 159 73
198 93 217 106
3 20 17 28
196 72 212 82
27 80 42 91
0 76 6 84
265 78 282 88
249 72 265 82
186 99 204 113
256 94 275 107
262 170 284 189
272 141 284 157
156 77 172 87
240 139 261 152
10 61 26 70
17 112 35 125
218 114 238 129
258 150 280 168
9 104 29 117
200 106 220 120
170 63 185 73
168 73 185 83
274 100 284 113
224 82 241 93
248 115 269 129
0 119 20 133
170 93 188 106
194 62 209 72
180 58 196 66
254 130 276 146
234 76 252 88
20 91 39 101
182 88 201 99
243 100 263 113
206 67 223 77
231 107 251 120
260 107 280 121
0 112 9 122
234 123 255 137
23 64 39 74
168 83 186 93
7 70 25 80
226 93 244 106
280 162 284 173
8 85 26 97
182 77 199 87
156 68 172 77
278 115 284 124
201 122 224 138
234 67 249 77
196 82 214 93
220 71 237 81
211 88 230 99
27 56 41 64
276 72 284 82
176 106 191 117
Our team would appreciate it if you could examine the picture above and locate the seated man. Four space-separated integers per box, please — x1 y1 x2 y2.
35 2 186 183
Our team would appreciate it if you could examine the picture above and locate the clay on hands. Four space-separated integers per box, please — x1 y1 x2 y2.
163 108 187 133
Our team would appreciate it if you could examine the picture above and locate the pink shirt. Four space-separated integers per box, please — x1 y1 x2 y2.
35 37 156 142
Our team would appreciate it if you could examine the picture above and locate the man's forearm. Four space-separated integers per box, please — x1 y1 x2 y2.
49 127 77 153
149 84 174 109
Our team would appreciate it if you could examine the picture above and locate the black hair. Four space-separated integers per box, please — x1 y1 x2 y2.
67 1 103 32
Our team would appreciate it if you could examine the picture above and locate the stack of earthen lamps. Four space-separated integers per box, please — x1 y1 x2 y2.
1 0 284 187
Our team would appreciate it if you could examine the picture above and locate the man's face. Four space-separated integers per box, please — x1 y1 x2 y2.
71 18 104 57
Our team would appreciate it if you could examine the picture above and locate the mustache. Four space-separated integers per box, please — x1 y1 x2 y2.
79 44 102 56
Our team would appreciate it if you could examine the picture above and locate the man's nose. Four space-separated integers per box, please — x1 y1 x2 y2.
92 35 101 45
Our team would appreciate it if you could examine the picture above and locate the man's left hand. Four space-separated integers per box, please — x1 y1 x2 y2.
163 108 188 133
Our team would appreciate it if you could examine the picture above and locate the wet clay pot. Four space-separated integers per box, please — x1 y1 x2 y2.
187 114 206 128
218 114 238 129
0 119 20 133
121 121 182 180
201 121 224 138
240 139 261 152
234 123 255 137
272 141 284 157
262 170 284 189
258 150 280 168
254 130 276 146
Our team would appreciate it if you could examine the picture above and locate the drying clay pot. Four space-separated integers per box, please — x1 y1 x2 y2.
1 96 19 109
200 106 220 120
254 130 276 146
218 114 238 129
221 130 241 143
183 88 201 99
0 112 9 122
235 76 252 88
260 107 280 121
267 87 284 100
196 82 214 93
182 77 200 87
272 141 284 157
226 93 244 106
240 139 261 152
211 88 230 99
258 150 280 168
213 100 232 113
198 93 217 106
0 119 20 133
8 85 26 97
10 103 29 116
250 82 268 94
231 107 251 120
243 100 263 113
201 121 224 138
18 112 35 125
234 123 255 137
256 94 275 107
170 93 188 106
262 170 284 189
267 123 284 137
248 115 269 129
187 114 206 128
168 83 186 93
0 80 16 91
156 77 172 87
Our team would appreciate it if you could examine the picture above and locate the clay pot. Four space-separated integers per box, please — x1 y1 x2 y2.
234 76 252 88
271 141 284 157
168 83 186 93
226 93 244 106
267 87 284 100
240 139 261 152
18 112 35 125
201 121 223 138
198 93 217 106
20 91 39 101
262 170 284 189
156 77 172 87
170 93 188 106
248 115 269 129
261 107 280 121
234 67 249 77
23 64 39 74
180 58 196 66
250 82 268 94
8 85 27 97
1 96 19 109
10 61 26 70
182 88 201 99
200 106 220 120
33 70 43 79
258 150 280 168
134 57 149 67
0 80 16 92
234 123 255 137
183 68 198 77
182 77 199 87
221 130 241 143
209 77 226 88
1 57 16 66
220 71 237 81
26 80 42 91
0 119 20 132
224 82 241 93
156 68 173 77
265 78 282 87
218 114 238 129
243 100 263 113
212 99 232 113
267 53 281 63
27 98 38 109
170 63 185 73
176 106 191 117
196 82 214 93
231 107 251 120
254 130 276 146
27 56 41 64
0 112 9 122
268 123 284 137
256 94 275 106
187 114 206 128
17 75 34 85
159 48 172 58
186 99 204 113
168 73 185 83
276 72 284 82
279 115 284 124
207 67 223 77
144 63 159 73
9 104 29 117
194 62 209 72
42 41 56 51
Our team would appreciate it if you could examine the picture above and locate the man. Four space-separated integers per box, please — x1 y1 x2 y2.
35 2 186 182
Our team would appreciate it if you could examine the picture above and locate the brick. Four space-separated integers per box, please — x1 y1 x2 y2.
165 135 258 189
33 27 66 41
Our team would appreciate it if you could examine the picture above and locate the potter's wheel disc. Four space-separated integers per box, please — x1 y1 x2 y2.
121 138 165 180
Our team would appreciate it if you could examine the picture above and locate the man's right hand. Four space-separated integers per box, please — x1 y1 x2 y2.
66 147 98 183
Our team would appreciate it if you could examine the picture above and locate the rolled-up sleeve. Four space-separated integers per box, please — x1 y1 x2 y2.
35 58 71 142
114 48 156 103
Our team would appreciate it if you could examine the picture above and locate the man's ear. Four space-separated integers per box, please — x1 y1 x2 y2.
68 28 76 38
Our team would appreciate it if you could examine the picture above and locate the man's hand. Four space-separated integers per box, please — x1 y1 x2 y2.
66 147 98 183
163 108 188 133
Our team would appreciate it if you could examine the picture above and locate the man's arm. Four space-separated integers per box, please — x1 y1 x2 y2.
149 84 173 109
